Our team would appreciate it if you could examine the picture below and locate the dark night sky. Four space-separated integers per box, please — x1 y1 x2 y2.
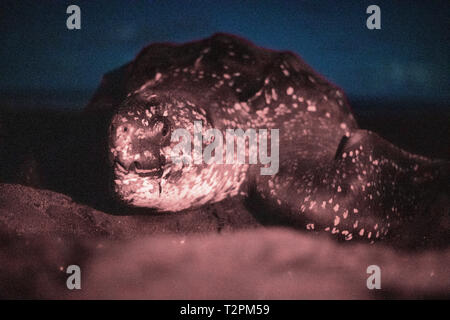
0 0 449 108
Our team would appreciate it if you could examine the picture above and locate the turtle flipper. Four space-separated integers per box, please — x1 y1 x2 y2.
253 129 449 245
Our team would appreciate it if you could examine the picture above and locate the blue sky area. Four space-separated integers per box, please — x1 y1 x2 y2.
0 0 449 108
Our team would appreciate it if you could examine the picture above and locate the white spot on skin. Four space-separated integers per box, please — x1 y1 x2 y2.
307 105 317 112
306 223 315 230
334 216 340 226
343 210 348 219
286 87 294 95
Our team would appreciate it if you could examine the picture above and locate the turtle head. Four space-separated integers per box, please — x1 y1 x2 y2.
108 92 216 211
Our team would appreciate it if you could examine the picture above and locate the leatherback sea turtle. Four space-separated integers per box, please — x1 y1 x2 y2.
86 33 448 243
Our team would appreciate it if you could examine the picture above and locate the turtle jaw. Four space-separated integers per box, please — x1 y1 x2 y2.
113 159 165 178
110 150 178 208
110 144 182 209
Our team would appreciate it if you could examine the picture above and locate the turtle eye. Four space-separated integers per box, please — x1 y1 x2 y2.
152 116 171 138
